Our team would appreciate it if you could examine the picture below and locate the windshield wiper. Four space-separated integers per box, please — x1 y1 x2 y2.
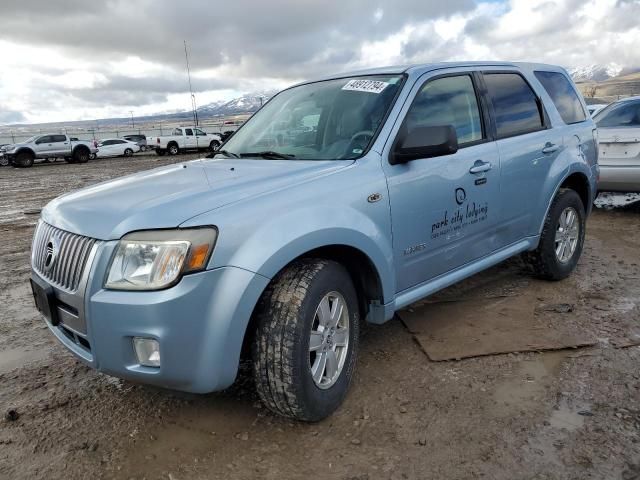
239 151 296 159
206 149 239 159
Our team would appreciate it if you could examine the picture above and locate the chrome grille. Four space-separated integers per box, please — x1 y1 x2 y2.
32 221 97 292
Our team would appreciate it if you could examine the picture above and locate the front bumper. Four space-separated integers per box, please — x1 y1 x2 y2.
33 263 270 393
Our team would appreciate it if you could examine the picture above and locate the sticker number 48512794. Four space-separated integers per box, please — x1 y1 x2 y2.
342 79 389 94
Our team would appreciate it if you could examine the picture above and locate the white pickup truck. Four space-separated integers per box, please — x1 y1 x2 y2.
154 127 222 156
1 134 97 168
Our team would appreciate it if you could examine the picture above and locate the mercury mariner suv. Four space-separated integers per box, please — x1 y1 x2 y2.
30 62 598 421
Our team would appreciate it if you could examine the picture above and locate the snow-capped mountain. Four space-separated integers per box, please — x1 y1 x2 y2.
568 63 624 82
197 93 274 117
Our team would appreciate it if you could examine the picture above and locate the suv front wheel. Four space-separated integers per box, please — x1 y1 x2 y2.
252 259 359 422
524 188 586 280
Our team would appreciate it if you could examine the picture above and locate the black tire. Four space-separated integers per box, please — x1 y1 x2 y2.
89 153 96 160
140 145 147 152
168 143 179 155
155 149 166 156
73 147 89 164
124 148 133 157
523 188 586 281
209 140 221 152
13 151 34 168
252 259 360 422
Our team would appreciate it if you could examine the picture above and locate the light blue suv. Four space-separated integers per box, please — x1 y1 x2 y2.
30 62 598 421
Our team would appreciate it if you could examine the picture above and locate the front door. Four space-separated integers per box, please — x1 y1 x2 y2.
383 72 501 293
34 135 53 156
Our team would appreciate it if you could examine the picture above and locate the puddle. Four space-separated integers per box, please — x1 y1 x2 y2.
548 399 587 432
494 351 567 408
0 347 49 374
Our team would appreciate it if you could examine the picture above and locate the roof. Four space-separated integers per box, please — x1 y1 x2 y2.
295 61 568 87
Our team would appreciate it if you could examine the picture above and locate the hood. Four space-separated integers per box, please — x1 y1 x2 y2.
42 158 351 240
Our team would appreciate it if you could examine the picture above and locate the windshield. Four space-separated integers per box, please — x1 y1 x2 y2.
221 75 404 160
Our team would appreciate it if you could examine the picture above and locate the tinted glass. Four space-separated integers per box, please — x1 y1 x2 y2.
185 128 193 136
173 128 182 136
223 75 404 160
195 129 206 136
114 140 126 144
36 136 51 144
102 140 114 145
484 73 543 138
595 101 640 127
534 71 586 124
52 135 67 142
405 75 483 145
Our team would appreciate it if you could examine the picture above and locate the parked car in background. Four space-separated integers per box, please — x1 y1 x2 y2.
30 62 597 421
123 134 149 151
1 134 97 168
587 104 608 117
594 96 640 192
154 127 222 156
96 138 141 158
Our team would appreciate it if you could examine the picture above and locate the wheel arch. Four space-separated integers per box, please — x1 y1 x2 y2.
239 242 388 360
15 147 35 158
537 166 594 237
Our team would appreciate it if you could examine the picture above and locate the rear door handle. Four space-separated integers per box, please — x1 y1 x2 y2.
542 143 559 154
469 160 492 174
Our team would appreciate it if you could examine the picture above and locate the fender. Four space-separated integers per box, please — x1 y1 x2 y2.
13 147 35 158
187 201 396 307
536 159 593 237
227 208 394 305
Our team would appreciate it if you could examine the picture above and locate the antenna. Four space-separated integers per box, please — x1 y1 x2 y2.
184 40 199 127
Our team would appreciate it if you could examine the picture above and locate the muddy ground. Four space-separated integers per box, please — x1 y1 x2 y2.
0 154 639 480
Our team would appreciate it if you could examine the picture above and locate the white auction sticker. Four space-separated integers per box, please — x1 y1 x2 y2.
342 79 388 94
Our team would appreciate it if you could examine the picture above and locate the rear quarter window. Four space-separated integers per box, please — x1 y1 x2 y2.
483 73 544 139
534 71 587 124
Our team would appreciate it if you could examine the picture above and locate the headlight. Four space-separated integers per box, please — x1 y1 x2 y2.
105 227 217 290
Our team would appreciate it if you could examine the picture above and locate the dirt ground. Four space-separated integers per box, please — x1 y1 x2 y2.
0 153 639 480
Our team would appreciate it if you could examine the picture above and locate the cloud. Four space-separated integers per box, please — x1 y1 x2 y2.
0 0 638 124
0 108 26 124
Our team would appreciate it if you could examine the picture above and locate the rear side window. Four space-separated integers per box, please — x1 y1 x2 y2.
405 75 484 146
52 135 67 142
483 73 544 139
534 71 586 124
595 101 640 128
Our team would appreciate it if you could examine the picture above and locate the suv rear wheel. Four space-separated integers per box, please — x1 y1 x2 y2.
523 188 585 280
252 259 359 422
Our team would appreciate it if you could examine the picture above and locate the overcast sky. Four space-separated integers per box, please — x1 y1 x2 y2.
0 0 638 124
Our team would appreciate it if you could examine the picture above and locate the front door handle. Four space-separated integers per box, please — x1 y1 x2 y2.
469 160 492 174
542 142 559 154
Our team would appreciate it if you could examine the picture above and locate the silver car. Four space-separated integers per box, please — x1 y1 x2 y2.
594 96 640 192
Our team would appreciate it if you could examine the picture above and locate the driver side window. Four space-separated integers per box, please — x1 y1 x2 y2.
405 75 484 146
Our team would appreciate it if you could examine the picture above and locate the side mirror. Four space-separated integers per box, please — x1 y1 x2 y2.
390 125 458 165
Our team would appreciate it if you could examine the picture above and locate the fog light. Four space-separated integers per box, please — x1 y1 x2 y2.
133 337 160 367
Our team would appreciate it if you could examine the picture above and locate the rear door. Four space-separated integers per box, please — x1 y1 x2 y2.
383 70 501 292
49 134 70 156
481 70 563 245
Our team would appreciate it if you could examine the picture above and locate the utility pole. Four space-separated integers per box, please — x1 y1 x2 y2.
184 40 199 127
129 111 135 129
